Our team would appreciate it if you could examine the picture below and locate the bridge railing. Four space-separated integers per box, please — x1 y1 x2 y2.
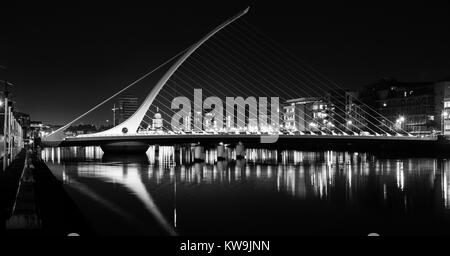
69 130 431 139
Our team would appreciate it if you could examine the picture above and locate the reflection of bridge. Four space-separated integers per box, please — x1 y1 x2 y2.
41 146 450 211
41 7 450 153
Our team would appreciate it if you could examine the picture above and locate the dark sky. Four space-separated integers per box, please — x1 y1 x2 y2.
2 2 450 125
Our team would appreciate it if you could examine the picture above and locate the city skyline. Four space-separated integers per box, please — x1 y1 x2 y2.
2 3 450 125
3 2 450 243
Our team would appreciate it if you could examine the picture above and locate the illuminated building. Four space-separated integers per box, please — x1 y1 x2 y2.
152 108 163 130
282 97 330 132
360 78 450 135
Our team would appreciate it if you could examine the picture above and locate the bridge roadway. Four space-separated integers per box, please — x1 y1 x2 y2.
50 133 449 154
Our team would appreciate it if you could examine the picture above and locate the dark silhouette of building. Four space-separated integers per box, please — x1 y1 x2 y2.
14 112 31 138
66 124 98 135
359 78 450 135
117 94 139 124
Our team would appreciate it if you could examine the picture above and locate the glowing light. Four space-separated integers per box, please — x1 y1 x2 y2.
396 116 405 125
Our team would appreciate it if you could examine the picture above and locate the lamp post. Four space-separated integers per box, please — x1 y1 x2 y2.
2 91 5 170
8 106 12 163
346 120 353 133
112 104 119 126
396 115 405 132
442 111 448 135
0 66 13 170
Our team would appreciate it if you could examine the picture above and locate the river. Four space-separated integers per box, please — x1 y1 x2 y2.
41 145 450 236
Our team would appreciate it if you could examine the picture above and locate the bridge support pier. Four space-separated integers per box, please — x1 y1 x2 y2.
194 144 205 162
174 145 181 164
235 142 245 160
217 143 227 161
100 141 149 154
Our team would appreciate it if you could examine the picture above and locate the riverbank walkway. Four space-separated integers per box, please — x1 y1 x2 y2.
1 147 92 235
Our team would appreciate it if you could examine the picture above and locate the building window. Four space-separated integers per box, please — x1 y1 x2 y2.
445 124 450 131
445 101 450 108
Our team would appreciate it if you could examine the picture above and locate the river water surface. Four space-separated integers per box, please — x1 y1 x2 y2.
42 146 450 236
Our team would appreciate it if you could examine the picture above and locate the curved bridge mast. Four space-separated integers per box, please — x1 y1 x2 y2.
42 7 249 146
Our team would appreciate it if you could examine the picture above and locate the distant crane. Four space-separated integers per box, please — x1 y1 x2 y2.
112 104 120 126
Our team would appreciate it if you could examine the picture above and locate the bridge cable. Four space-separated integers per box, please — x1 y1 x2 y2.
183 46 340 135
48 46 192 136
223 25 388 135
240 21 410 135
197 34 355 135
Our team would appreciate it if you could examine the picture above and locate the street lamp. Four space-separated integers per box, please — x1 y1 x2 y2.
112 104 120 126
1 65 14 170
396 115 405 131
309 122 318 131
442 111 448 134
346 120 353 133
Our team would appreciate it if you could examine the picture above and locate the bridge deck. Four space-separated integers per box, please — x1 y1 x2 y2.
57 134 438 147
67 134 437 141
42 134 450 154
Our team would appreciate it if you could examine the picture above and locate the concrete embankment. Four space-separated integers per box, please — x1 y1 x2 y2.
30 151 93 235
5 149 41 232
1 148 93 235
0 149 26 234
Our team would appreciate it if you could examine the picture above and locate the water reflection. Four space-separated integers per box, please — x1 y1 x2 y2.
41 146 450 208
102 153 149 164
41 146 450 235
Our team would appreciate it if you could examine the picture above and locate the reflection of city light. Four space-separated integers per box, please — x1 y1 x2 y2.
42 146 450 215
347 165 352 189
443 161 450 209
57 148 61 164
287 166 295 196
396 161 404 190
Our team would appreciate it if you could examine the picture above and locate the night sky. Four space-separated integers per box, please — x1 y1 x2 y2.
2 2 450 125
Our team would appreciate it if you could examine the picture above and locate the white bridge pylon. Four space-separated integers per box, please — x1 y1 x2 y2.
42 7 249 146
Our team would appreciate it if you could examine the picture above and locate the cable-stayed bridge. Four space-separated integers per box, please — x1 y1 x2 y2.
40 7 449 154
